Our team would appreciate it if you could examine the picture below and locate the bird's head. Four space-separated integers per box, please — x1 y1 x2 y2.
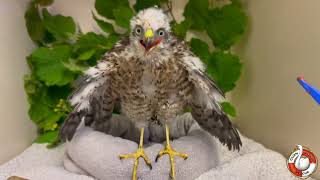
130 7 170 56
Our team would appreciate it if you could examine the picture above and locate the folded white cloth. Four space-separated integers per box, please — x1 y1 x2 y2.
64 125 219 180
0 114 303 180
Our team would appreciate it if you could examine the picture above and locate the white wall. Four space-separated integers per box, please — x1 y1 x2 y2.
0 0 36 164
232 0 320 178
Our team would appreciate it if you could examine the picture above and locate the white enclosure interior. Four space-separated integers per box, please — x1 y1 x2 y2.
0 0 319 178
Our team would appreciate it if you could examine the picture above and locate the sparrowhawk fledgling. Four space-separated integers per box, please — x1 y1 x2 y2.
60 7 241 180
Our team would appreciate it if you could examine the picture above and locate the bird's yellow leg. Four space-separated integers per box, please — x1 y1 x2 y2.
119 128 152 180
156 124 188 180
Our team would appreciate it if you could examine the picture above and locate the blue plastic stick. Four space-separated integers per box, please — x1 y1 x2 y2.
297 77 320 105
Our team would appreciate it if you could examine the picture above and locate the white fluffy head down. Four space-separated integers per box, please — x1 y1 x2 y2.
130 7 170 32
129 7 172 61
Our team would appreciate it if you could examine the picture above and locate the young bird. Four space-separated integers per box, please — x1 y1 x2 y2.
60 7 241 180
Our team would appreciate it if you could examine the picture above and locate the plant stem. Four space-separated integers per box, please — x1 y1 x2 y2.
166 0 176 23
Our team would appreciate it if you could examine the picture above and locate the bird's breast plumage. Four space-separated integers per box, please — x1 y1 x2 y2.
110 56 193 127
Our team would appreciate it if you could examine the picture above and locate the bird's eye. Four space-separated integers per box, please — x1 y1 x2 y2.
135 27 142 35
158 30 165 36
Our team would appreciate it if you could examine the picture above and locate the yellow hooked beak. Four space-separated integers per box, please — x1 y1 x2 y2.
144 28 154 38
140 28 161 52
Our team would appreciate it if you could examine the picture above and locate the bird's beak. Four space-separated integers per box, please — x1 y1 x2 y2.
145 28 154 39
140 28 161 52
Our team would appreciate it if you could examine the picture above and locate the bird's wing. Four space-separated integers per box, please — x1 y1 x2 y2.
59 37 129 141
175 39 242 151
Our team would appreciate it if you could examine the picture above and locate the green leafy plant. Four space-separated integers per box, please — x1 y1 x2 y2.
24 0 247 145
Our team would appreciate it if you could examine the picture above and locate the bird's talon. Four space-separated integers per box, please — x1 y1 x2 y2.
155 125 188 180
119 147 152 180
119 128 152 180
156 145 188 160
155 145 188 180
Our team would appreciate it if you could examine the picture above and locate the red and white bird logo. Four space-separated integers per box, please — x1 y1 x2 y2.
287 145 318 178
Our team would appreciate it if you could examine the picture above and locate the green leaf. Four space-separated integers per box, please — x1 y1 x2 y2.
28 100 55 124
63 59 89 72
113 6 134 29
38 115 60 131
24 74 41 96
207 51 242 92
78 49 96 61
24 74 66 128
95 0 118 19
27 90 56 124
93 14 114 34
75 32 119 54
171 20 191 39
190 38 210 64
75 32 108 49
95 0 130 20
34 0 54 6
105 33 120 49
230 0 242 7
47 85 72 102
38 113 61 131
31 45 75 86
183 0 209 30
134 0 163 11
74 33 119 65
42 9 76 41
25 4 46 43
34 130 58 144
207 3 247 49
28 95 60 126
221 102 237 117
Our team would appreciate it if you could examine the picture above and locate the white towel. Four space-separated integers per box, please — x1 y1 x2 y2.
0 114 304 180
